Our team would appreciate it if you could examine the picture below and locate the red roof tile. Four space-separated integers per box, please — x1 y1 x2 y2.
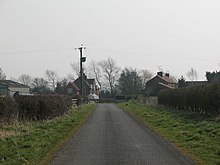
158 75 177 84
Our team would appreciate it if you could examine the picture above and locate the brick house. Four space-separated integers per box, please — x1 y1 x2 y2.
66 82 80 96
66 74 99 98
144 72 177 96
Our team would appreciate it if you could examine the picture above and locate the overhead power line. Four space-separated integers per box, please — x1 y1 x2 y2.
0 47 218 62
0 48 73 54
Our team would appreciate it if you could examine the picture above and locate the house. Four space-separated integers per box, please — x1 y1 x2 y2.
144 72 177 96
66 82 80 96
74 75 91 98
66 74 99 99
0 80 30 97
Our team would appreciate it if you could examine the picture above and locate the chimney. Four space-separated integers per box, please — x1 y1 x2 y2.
157 71 163 77
83 73 87 80
165 73 169 77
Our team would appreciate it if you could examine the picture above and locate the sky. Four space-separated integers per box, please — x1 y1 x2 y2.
0 0 220 80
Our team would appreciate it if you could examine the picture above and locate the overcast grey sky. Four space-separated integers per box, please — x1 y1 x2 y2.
0 0 220 80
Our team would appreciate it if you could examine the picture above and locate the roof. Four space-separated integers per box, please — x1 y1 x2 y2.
146 75 177 86
158 82 175 89
83 79 90 86
74 77 90 87
68 82 80 91
87 79 95 85
0 80 30 88
157 75 177 84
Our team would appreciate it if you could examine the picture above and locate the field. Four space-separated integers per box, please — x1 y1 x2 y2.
118 100 220 165
0 103 95 165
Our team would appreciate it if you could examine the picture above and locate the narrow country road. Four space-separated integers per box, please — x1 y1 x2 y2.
49 103 194 165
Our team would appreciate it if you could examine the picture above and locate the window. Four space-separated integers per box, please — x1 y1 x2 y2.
67 88 73 94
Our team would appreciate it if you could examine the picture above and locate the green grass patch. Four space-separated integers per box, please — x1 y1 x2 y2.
118 100 220 165
0 103 96 165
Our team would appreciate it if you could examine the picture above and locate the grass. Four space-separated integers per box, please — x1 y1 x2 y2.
118 100 220 165
0 103 96 165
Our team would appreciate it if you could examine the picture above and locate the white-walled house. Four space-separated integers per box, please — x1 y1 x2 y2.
0 80 30 97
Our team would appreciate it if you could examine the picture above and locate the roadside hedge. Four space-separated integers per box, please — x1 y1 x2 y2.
0 97 18 123
0 95 72 123
16 95 72 121
158 83 220 116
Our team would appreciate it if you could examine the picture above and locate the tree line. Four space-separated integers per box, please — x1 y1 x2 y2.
178 70 220 87
0 57 153 97
1 58 220 97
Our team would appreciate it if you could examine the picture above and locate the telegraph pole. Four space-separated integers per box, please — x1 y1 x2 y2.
76 44 86 99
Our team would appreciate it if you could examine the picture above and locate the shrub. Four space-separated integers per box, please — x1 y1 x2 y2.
0 97 18 123
16 95 72 121
158 83 220 116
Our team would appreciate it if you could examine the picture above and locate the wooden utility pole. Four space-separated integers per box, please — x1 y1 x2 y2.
76 44 86 99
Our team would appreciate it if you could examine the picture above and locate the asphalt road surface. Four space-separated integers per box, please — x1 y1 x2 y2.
49 103 194 165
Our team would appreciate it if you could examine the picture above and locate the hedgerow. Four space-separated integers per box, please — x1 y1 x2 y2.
158 83 220 116
16 95 72 121
0 97 18 123
0 95 72 123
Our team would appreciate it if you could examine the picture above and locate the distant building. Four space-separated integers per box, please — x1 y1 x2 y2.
143 72 177 96
185 81 207 87
66 82 80 96
66 74 99 99
0 80 30 97
87 93 99 102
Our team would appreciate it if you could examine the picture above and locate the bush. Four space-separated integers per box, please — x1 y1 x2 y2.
0 97 18 123
16 95 72 121
158 83 220 116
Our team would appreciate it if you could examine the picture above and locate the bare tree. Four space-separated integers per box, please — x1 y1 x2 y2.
186 68 198 81
19 74 32 86
0 68 6 80
32 77 49 88
88 60 102 90
70 62 80 77
66 73 75 82
9 77 18 82
55 78 68 94
45 69 58 90
99 57 120 94
139 69 153 88
70 61 88 78
31 77 52 94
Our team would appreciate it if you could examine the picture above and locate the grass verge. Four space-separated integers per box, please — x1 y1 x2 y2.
118 100 220 165
0 103 96 165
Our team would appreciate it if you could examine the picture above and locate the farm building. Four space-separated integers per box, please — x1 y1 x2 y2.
0 80 30 97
